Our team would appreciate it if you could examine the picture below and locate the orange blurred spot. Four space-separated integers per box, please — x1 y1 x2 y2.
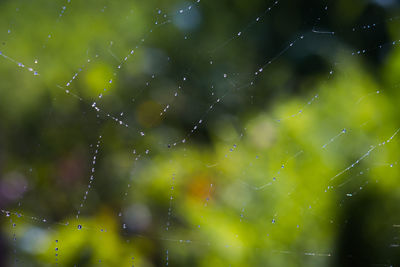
187 174 213 202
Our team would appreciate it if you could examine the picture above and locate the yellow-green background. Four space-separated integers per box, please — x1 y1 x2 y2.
0 0 400 266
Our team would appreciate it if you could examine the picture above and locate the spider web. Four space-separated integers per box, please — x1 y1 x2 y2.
1 0 400 266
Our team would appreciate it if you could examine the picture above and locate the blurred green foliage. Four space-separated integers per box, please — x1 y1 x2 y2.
1 0 400 266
